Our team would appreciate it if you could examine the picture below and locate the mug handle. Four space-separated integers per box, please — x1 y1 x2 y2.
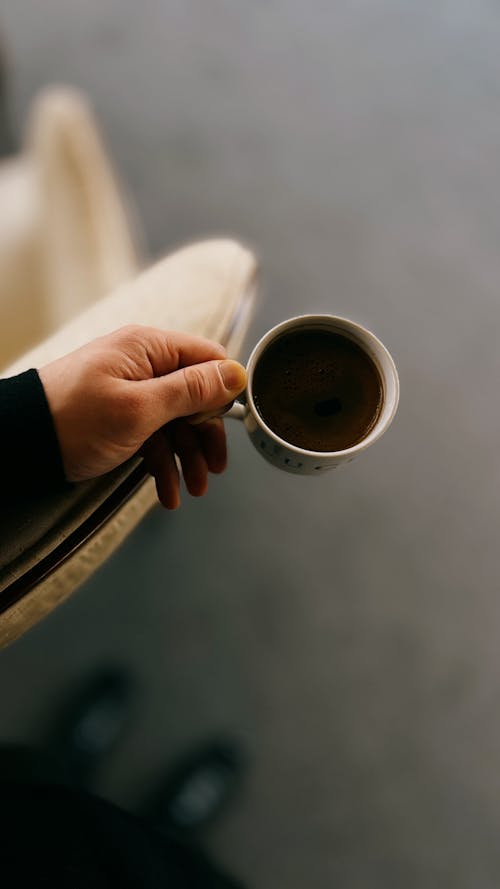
225 400 248 421
187 399 248 426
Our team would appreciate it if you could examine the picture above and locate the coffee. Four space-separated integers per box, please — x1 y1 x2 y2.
252 328 383 452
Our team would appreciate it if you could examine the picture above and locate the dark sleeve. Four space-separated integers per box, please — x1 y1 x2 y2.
0 368 67 498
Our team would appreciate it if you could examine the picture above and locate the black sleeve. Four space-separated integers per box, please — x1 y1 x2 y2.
0 368 67 499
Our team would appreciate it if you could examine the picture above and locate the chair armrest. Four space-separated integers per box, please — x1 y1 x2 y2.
0 238 258 647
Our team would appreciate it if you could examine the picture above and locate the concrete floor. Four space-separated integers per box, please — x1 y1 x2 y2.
2 2 500 886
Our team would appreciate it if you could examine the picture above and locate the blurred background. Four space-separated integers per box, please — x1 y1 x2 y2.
2 1 500 886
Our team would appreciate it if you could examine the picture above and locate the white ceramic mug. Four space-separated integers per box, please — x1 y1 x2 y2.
227 314 399 475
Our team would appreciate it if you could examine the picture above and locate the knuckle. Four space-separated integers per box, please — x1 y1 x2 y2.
182 365 211 407
119 323 142 338
112 324 144 347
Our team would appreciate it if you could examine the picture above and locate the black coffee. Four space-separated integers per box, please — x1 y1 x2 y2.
252 329 383 452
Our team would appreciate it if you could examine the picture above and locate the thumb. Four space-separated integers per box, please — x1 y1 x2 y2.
143 358 247 430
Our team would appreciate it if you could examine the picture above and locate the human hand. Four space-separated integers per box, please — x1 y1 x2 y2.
38 325 247 509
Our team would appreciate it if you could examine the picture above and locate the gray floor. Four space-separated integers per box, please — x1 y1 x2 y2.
2 2 500 886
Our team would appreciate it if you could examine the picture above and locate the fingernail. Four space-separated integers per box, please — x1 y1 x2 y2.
218 359 247 392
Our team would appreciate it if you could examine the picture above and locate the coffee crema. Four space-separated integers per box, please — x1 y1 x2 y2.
252 329 383 452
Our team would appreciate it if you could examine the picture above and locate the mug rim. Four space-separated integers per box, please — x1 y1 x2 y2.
245 313 400 459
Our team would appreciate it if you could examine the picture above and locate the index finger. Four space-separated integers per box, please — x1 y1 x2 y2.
114 326 227 377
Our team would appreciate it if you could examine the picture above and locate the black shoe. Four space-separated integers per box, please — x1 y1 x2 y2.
42 666 137 788
144 738 248 837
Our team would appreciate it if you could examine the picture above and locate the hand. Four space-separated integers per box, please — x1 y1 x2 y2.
38 325 247 509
